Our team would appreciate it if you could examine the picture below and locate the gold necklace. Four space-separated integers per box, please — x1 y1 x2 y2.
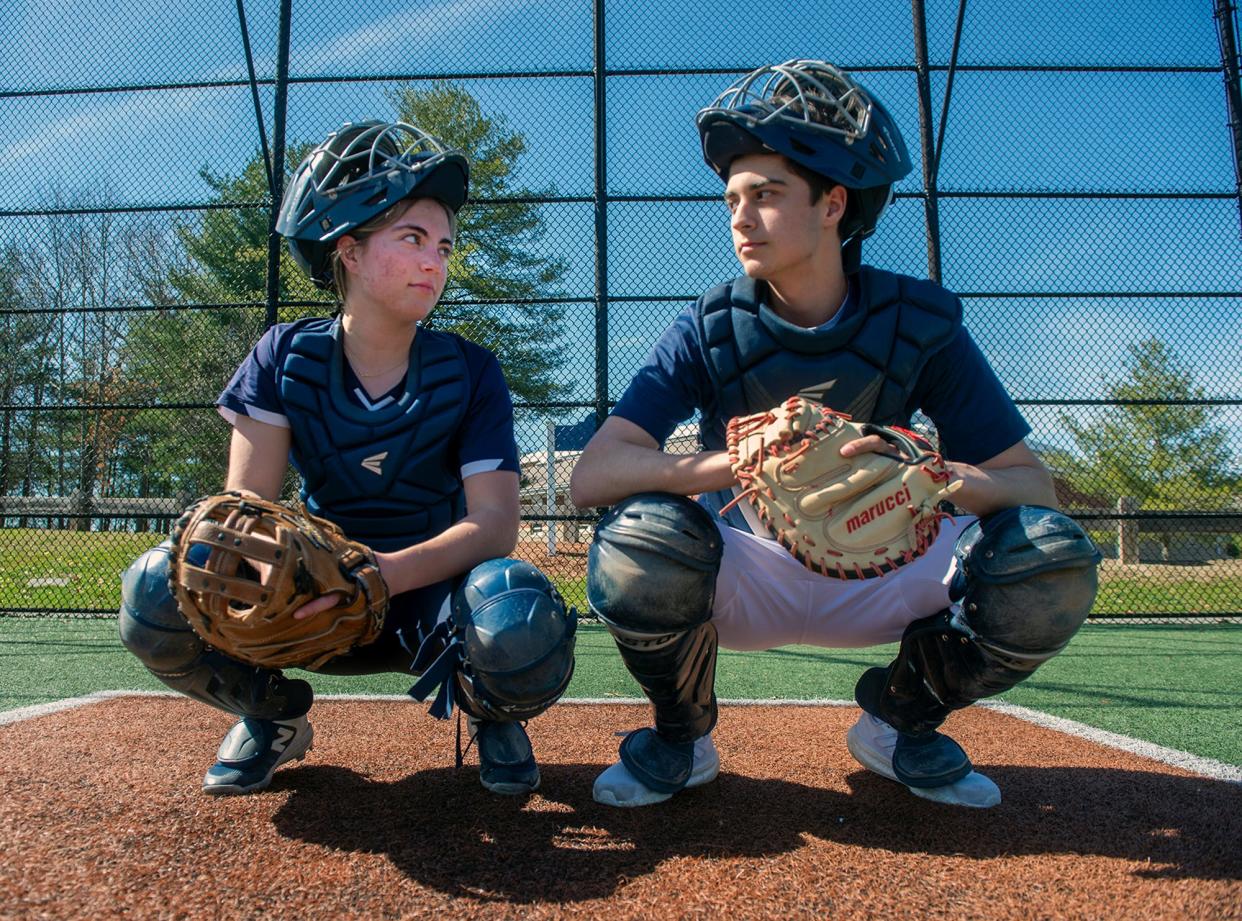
344 347 408 379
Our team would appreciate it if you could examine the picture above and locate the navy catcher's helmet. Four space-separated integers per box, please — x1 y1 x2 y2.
697 60 913 253
276 120 469 289
408 559 577 722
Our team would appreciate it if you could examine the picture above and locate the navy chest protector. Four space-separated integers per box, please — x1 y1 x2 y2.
279 321 468 553
697 266 963 448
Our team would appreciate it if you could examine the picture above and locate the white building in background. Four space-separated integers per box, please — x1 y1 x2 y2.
518 420 701 548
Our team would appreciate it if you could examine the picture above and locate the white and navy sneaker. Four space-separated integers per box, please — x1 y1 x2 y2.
846 712 1000 808
469 717 541 796
202 714 313 795
593 732 720 807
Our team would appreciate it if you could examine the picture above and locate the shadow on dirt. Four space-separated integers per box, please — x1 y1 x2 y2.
271 760 1242 903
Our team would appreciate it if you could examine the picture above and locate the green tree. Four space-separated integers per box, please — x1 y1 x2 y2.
1061 338 1238 510
388 81 569 403
121 83 570 497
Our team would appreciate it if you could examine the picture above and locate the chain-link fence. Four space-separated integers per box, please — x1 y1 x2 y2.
1 0 1239 621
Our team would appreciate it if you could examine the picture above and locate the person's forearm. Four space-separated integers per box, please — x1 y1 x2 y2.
375 506 517 595
947 461 1058 517
570 441 737 508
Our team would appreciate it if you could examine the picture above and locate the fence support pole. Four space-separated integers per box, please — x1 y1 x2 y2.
264 0 293 330
910 0 944 283
592 0 609 431
1215 0 1242 236
545 419 557 557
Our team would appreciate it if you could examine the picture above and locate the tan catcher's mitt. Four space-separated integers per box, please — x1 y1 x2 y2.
725 396 963 579
168 492 389 669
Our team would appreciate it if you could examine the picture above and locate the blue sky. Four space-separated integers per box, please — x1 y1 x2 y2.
1 0 1238 457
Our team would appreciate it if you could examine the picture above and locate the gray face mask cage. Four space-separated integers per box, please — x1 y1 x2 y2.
304 122 449 205
704 60 875 146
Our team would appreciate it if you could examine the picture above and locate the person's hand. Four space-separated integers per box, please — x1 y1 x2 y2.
292 592 344 620
838 432 908 460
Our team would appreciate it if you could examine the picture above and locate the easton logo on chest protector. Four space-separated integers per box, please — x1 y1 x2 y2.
277 318 470 552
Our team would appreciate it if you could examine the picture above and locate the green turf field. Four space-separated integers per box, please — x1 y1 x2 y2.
2 618 1238 765
1093 574 1242 616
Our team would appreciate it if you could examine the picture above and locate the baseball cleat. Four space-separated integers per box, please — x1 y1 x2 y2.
469 717 540 795
846 712 1000 809
202 714 313 795
593 733 719 807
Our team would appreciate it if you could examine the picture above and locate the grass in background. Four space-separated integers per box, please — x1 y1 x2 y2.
0 529 164 610
1093 575 1242 615
2 618 1238 766
5 527 1241 618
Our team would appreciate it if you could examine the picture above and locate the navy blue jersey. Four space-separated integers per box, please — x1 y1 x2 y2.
613 273 1030 466
218 320 520 482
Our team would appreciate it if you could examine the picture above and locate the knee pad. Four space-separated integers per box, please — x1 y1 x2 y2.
586 494 724 743
410 559 577 722
118 542 204 674
858 506 1101 734
586 492 723 636
951 505 1102 677
118 542 311 720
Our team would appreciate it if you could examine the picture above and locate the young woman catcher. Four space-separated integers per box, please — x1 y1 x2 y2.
119 121 575 797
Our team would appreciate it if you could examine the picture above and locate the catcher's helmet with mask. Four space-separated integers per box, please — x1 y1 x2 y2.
276 120 469 288
696 60 913 268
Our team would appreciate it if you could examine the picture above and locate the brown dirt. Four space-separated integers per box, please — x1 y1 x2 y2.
1 698 1239 920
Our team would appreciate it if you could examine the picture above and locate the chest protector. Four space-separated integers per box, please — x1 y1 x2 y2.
698 266 963 449
278 320 468 553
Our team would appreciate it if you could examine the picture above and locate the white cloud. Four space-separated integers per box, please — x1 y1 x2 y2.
293 0 512 73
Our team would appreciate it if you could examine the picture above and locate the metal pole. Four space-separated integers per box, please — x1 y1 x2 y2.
265 0 293 330
931 0 968 185
234 0 274 196
592 0 609 430
1214 0 1242 237
910 0 943 283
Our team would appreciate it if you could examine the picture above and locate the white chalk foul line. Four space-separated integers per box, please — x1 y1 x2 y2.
981 700 1242 784
0 689 174 726
1 691 1237 783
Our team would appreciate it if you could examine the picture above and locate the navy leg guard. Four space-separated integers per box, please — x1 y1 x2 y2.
854 613 958 736
587 493 725 744
118 543 311 720
408 558 576 722
615 623 719 743
855 506 1101 738
891 731 972 788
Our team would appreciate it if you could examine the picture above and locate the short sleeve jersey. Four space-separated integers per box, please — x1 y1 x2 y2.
612 273 1030 466
217 319 520 482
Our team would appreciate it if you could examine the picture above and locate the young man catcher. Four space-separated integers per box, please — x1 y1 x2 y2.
118 121 575 796
570 60 1100 808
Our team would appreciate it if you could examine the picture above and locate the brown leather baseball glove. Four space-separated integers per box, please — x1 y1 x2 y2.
724 396 962 579
167 492 388 669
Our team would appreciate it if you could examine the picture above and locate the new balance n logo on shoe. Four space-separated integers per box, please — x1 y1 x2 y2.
272 725 297 752
361 452 387 475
